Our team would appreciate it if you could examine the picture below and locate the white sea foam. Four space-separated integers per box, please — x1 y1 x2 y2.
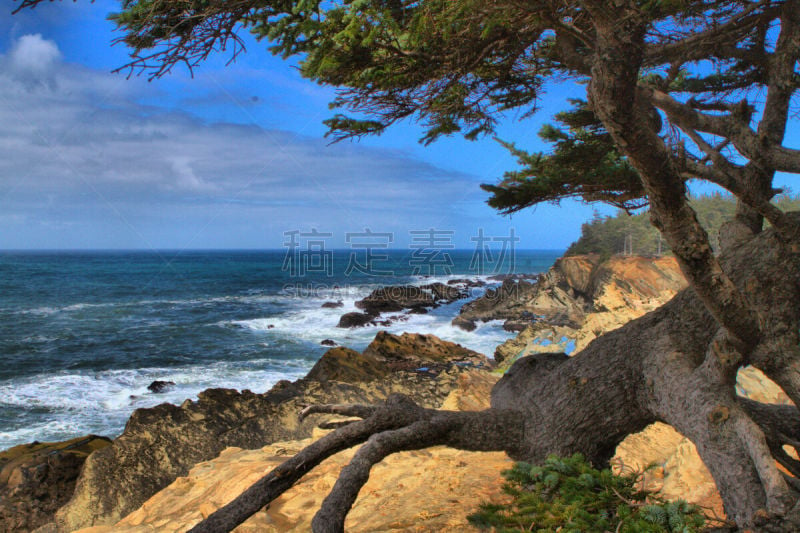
224 282 514 358
0 358 311 449
13 290 359 317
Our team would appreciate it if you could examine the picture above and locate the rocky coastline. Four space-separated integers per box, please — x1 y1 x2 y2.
1 254 792 532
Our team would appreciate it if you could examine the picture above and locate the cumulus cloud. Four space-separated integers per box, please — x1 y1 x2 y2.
8 33 61 85
0 34 492 249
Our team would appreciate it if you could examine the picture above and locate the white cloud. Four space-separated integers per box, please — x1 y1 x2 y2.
0 34 492 249
9 33 61 84
167 156 219 193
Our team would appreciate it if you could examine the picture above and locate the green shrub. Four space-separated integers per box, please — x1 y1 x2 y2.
468 453 707 533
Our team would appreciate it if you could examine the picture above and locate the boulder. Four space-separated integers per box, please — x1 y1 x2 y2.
337 312 374 328
0 435 111 532
451 315 477 331
320 301 343 309
319 339 337 347
147 381 176 394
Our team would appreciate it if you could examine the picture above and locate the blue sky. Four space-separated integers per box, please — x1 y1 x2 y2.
1 1 610 250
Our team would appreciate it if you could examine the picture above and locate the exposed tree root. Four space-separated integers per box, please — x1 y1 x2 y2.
189 394 521 533
311 420 445 532
187 395 425 533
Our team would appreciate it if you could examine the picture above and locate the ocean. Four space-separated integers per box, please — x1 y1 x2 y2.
0 249 560 450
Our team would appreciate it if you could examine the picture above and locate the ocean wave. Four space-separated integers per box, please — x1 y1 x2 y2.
222 292 513 358
0 358 312 449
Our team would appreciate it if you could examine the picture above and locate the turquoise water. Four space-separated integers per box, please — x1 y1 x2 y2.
0 249 560 448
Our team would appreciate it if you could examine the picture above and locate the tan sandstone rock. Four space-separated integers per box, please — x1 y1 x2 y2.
488 255 687 362
75 370 508 533
76 440 511 533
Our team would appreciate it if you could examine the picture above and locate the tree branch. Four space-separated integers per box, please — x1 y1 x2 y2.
643 1 776 66
651 89 800 175
299 403 378 422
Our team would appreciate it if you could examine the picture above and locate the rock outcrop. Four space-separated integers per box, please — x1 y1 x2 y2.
487 255 687 362
362 331 488 370
306 333 489 385
455 255 686 337
304 346 390 383
356 283 462 314
337 311 376 328
338 281 477 328
0 435 111 532
147 380 175 394
50 332 491 531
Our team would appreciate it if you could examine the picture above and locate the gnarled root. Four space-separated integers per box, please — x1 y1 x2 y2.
188 394 521 533
187 394 422 533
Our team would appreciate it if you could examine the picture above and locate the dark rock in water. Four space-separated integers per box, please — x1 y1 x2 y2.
447 278 486 288
451 315 477 332
354 282 466 316
54 330 489 531
356 285 434 314
320 339 337 346
267 324 275 329
321 301 344 309
452 277 542 332
502 320 530 332
0 435 111 532
337 312 375 328
147 381 176 394
337 282 471 329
